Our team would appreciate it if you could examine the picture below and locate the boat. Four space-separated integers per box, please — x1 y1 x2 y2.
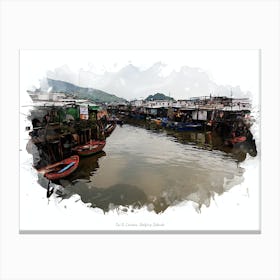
151 118 162 125
176 123 202 131
167 122 202 131
231 136 247 144
72 140 106 156
37 155 79 180
109 116 123 125
104 122 116 137
224 136 247 146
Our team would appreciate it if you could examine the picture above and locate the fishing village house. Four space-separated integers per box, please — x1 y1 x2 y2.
142 100 173 117
111 94 252 126
27 91 67 102
107 102 130 115
26 91 110 168
130 99 144 107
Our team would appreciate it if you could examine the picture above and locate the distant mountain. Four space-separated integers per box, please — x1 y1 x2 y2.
145 93 174 101
40 78 127 103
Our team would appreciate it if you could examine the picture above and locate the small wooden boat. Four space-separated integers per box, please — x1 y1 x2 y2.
104 123 116 137
177 123 202 131
170 122 202 131
230 136 247 144
225 136 247 146
37 155 79 180
72 140 106 156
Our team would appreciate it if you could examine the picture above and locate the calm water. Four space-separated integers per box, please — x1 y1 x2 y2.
61 124 244 213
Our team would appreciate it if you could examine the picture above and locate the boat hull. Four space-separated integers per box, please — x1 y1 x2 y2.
176 124 202 131
167 122 202 131
104 123 116 137
72 140 106 156
225 136 247 146
38 155 80 180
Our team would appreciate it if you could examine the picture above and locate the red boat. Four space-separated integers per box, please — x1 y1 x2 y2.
72 140 106 156
225 136 247 146
231 136 247 144
37 155 79 180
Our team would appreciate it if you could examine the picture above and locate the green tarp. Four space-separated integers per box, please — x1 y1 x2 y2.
89 105 100 111
65 107 79 120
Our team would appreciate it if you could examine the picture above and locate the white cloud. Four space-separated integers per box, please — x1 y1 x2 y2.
21 50 259 100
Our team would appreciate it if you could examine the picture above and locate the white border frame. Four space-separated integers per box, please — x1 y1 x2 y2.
1 1 280 279
19 48 261 234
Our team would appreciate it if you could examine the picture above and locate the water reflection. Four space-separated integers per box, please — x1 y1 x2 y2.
61 182 147 212
167 130 256 162
57 124 246 213
125 118 257 162
66 151 106 181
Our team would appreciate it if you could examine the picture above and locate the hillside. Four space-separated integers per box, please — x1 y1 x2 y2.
44 62 251 101
41 78 127 103
145 93 174 101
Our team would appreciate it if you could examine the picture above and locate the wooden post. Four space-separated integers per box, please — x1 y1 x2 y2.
59 137 63 160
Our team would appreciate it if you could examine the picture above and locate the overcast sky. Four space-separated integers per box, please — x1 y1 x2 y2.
20 49 259 101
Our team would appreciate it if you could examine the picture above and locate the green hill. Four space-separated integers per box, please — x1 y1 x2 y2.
45 78 127 103
145 93 174 101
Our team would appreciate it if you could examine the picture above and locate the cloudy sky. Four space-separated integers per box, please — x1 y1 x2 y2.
20 50 259 101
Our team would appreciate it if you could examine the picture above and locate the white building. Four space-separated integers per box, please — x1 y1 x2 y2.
145 100 173 108
29 92 67 102
130 99 144 107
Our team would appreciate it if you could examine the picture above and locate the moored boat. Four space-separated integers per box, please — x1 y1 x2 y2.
37 155 79 180
72 140 106 156
224 136 247 146
167 122 202 131
104 123 116 137
176 123 202 131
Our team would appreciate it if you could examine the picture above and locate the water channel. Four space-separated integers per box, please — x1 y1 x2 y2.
57 124 245 213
